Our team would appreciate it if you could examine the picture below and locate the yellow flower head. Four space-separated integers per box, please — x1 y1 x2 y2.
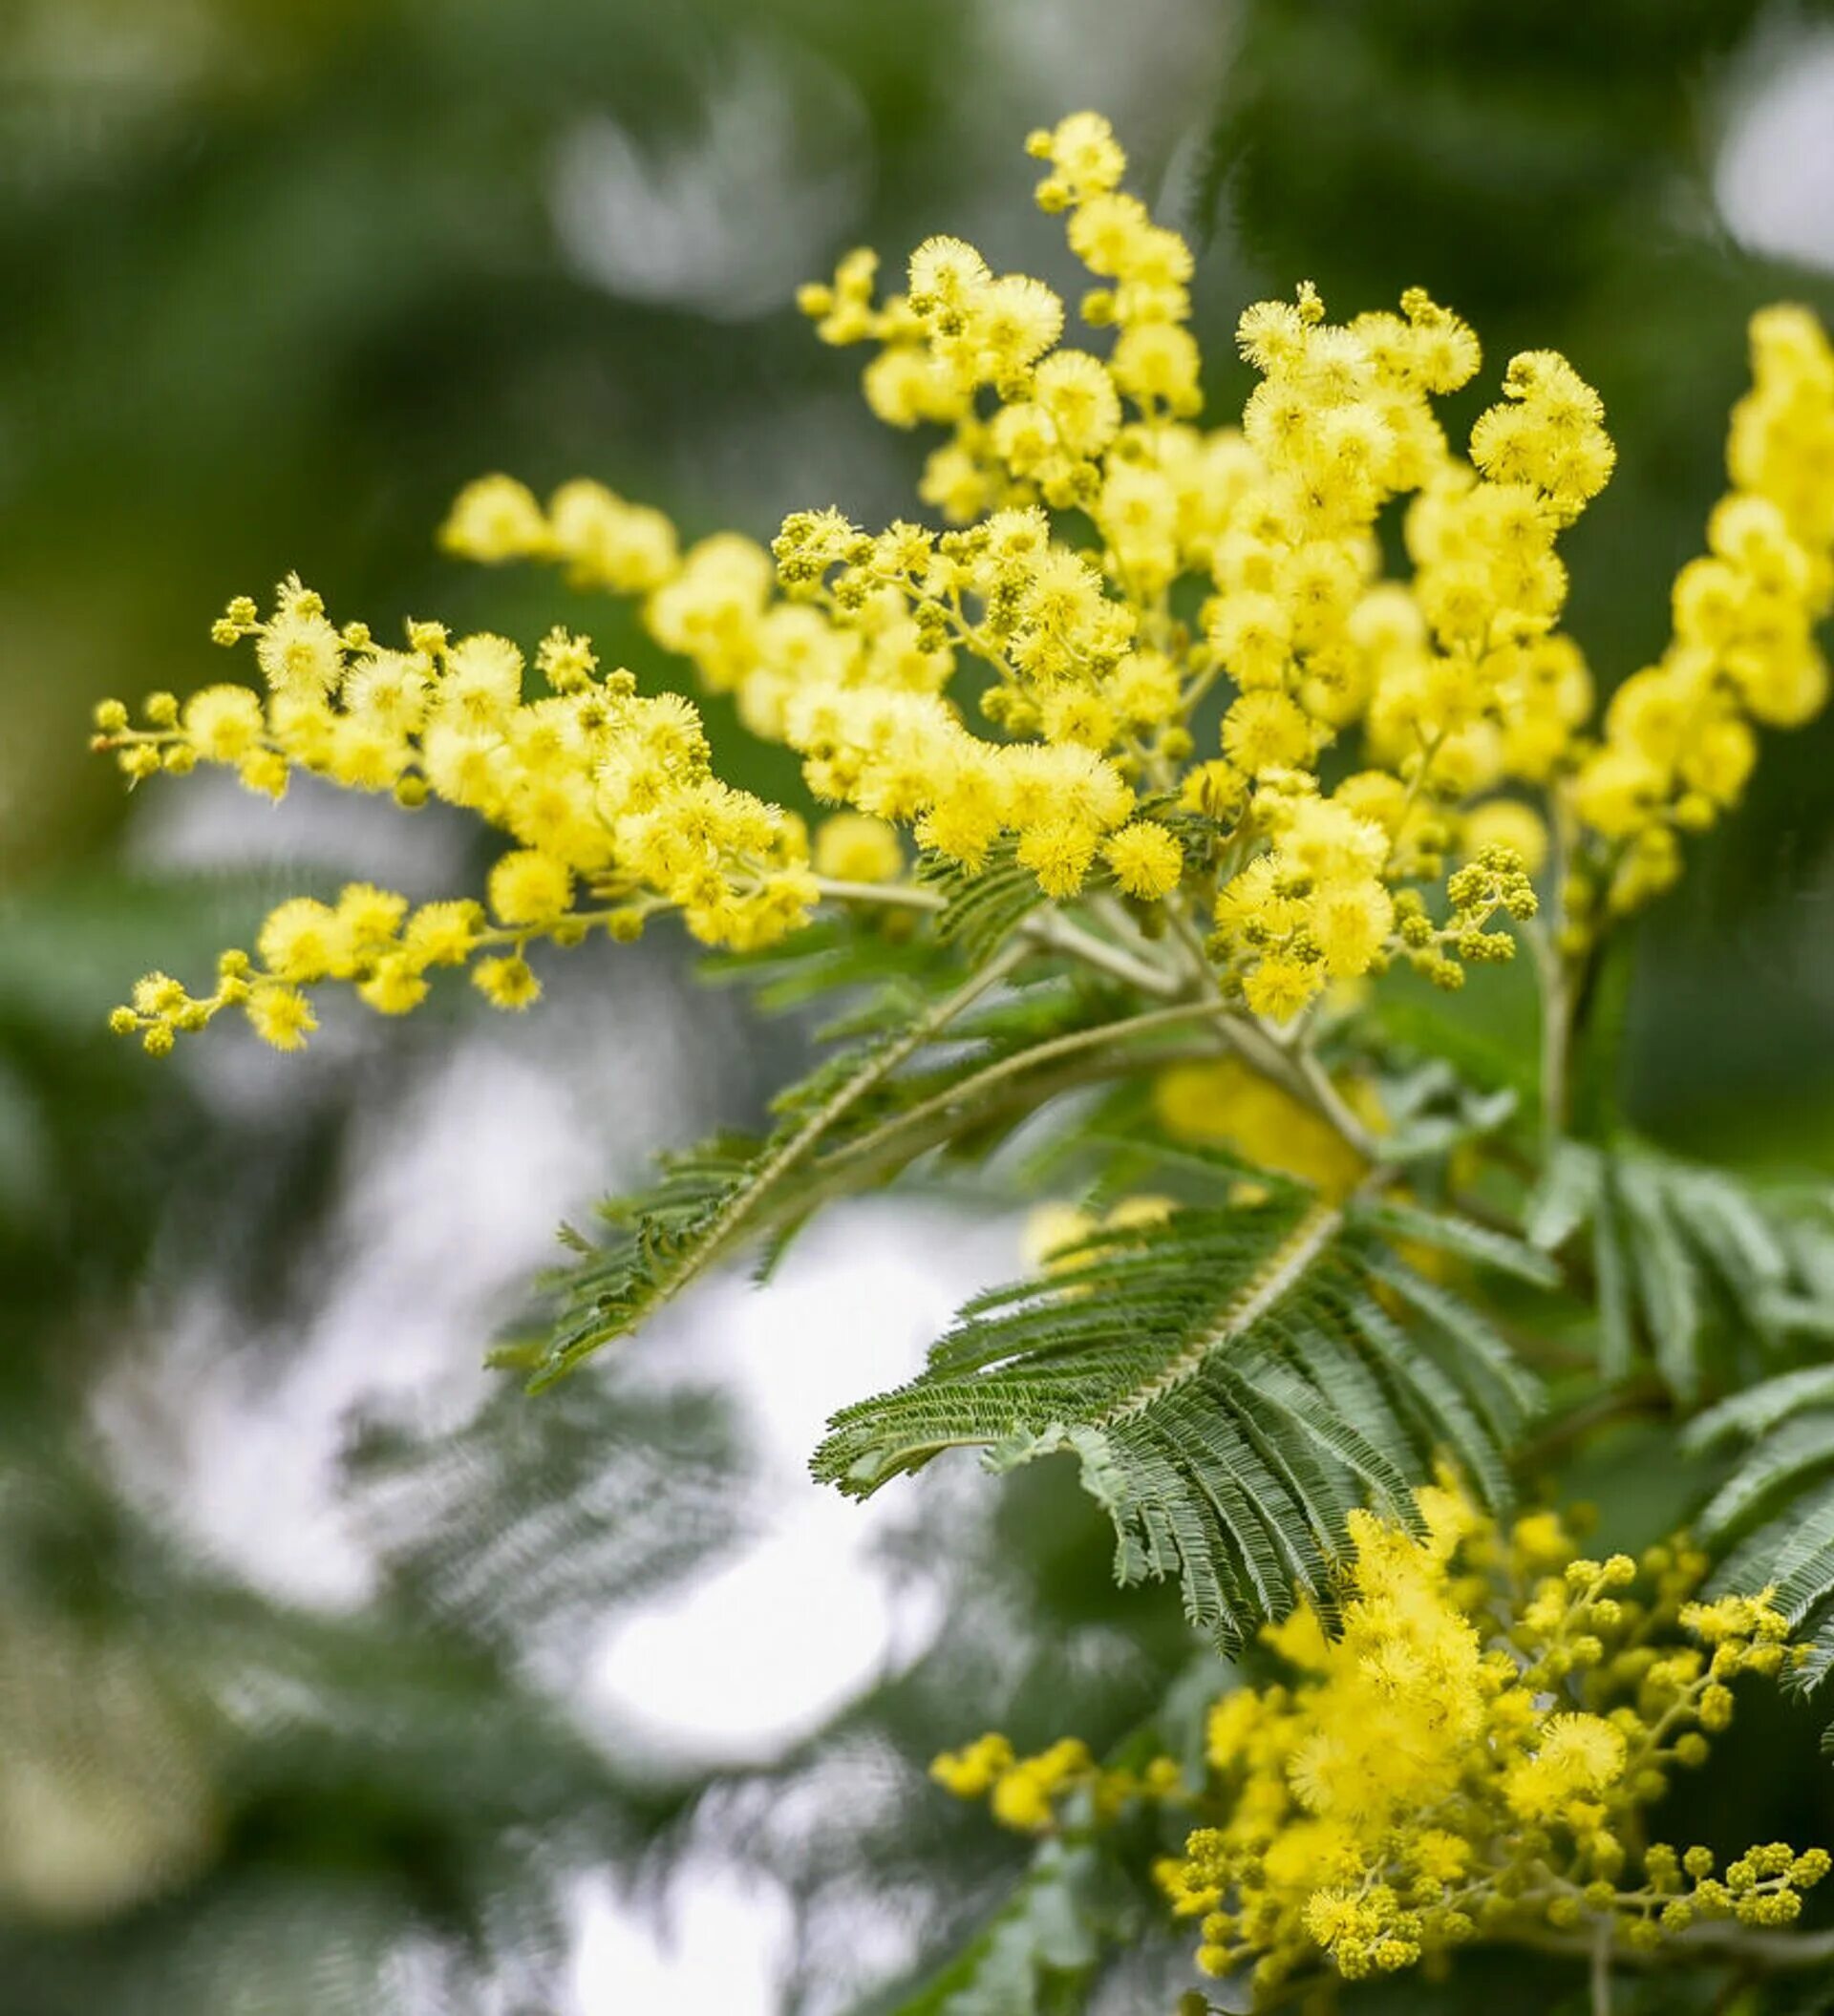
98 115 1831 1106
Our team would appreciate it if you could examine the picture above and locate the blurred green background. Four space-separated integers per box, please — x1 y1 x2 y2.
3 1 1834 2010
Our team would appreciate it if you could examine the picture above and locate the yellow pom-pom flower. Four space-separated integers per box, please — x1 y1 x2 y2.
487 850 574 927
1103 819 1183 900
813 813 904 884
942 1484 1822 2000
95 113 1829 1096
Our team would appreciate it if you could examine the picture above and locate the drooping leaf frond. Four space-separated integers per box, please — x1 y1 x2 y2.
345 1377 743 1653
1529 1138 1834 1399
1352 1195 1562 1289
814 1174 1541 1645
1684 1367 1834 1718
520 957 1232 1387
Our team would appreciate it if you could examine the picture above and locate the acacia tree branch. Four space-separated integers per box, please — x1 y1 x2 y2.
1240 1922 1834 2016
1521 1922 1834 1973
809 877 1184 998
808 878 1382 1162
812 1001 1240 1186
1591 1921 1612 2016
1029 910 1185 997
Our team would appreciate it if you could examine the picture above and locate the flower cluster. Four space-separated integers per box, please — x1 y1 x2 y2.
935 1489 1823 2003
98 580 821 1050
1567 305 1834 924
1145 1490 1819 2000
929 1730 1183 1834
102 113 1833 1050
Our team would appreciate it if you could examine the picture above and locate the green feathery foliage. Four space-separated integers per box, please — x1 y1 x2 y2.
1530 1139 1834 1399
919 840 1047 965
1687 1366 1834 1723
888 1836 1110 2016
520 940 1234 1388
815 1165 1541 1644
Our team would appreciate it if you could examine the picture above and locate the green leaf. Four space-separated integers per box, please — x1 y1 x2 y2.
814 1182 1539 1645
1613 1156 1703 1401
1525 1137 1600 1254
1689 1367 1834 1734
1683 1365 1834 1454
528 959 1220 1387
530 950 1030 1386
919 839 1045 966
1537 1138 1834 1397
1695 1413 1834 1543
1349 1256 1541 1476
1591 1173 1636 1384
1350 1196 1562 1289
889 1838 1107 2016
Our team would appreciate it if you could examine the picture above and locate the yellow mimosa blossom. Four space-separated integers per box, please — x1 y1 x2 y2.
83 103 1834 2016
96 109 1829 1093
937 1485 1823 2004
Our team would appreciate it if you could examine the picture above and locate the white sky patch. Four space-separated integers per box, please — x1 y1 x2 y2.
1716 30 1834 272
92 1030 640 1604
589 1199 1023 1765
570 1864 797 2016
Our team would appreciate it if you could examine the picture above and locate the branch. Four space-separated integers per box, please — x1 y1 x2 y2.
534 937 1032 1386
1591 1921 1612 2016
1242 1921 1834 2016
809 877 1382 1165
1027 910 1184 998
1519 1922 1834 1973
809 877 1183 998
1525 914 1569 1151
811 1001 1237 1187
809 877 945 912
1213 1008 1384 1164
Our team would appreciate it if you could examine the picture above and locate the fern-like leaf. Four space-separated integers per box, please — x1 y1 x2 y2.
918 839 1045 965
527 953 1026 1386
1352 1195 1562 1289
1684 1366 1834 1731
814 1178 1539 1644
522 959 1226 1387
1530 1139 1834 1398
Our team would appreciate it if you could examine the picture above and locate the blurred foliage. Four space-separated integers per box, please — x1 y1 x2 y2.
3 0 1834 2009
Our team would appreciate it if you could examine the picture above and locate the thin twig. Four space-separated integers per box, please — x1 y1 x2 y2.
1214 1008 1384 1164
1525 913 1569 1152
809 876 1183 998
812 1000 1238 1184
1145 879 1383 1163
763 1041 1226 1226
809 877 945 912
1158 885 1225 1000
1028 910 1185 998
809 877 1380 1161
1519 1922 1834 1972
1253 1921 1834 2014
1591 1921 1612 2016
